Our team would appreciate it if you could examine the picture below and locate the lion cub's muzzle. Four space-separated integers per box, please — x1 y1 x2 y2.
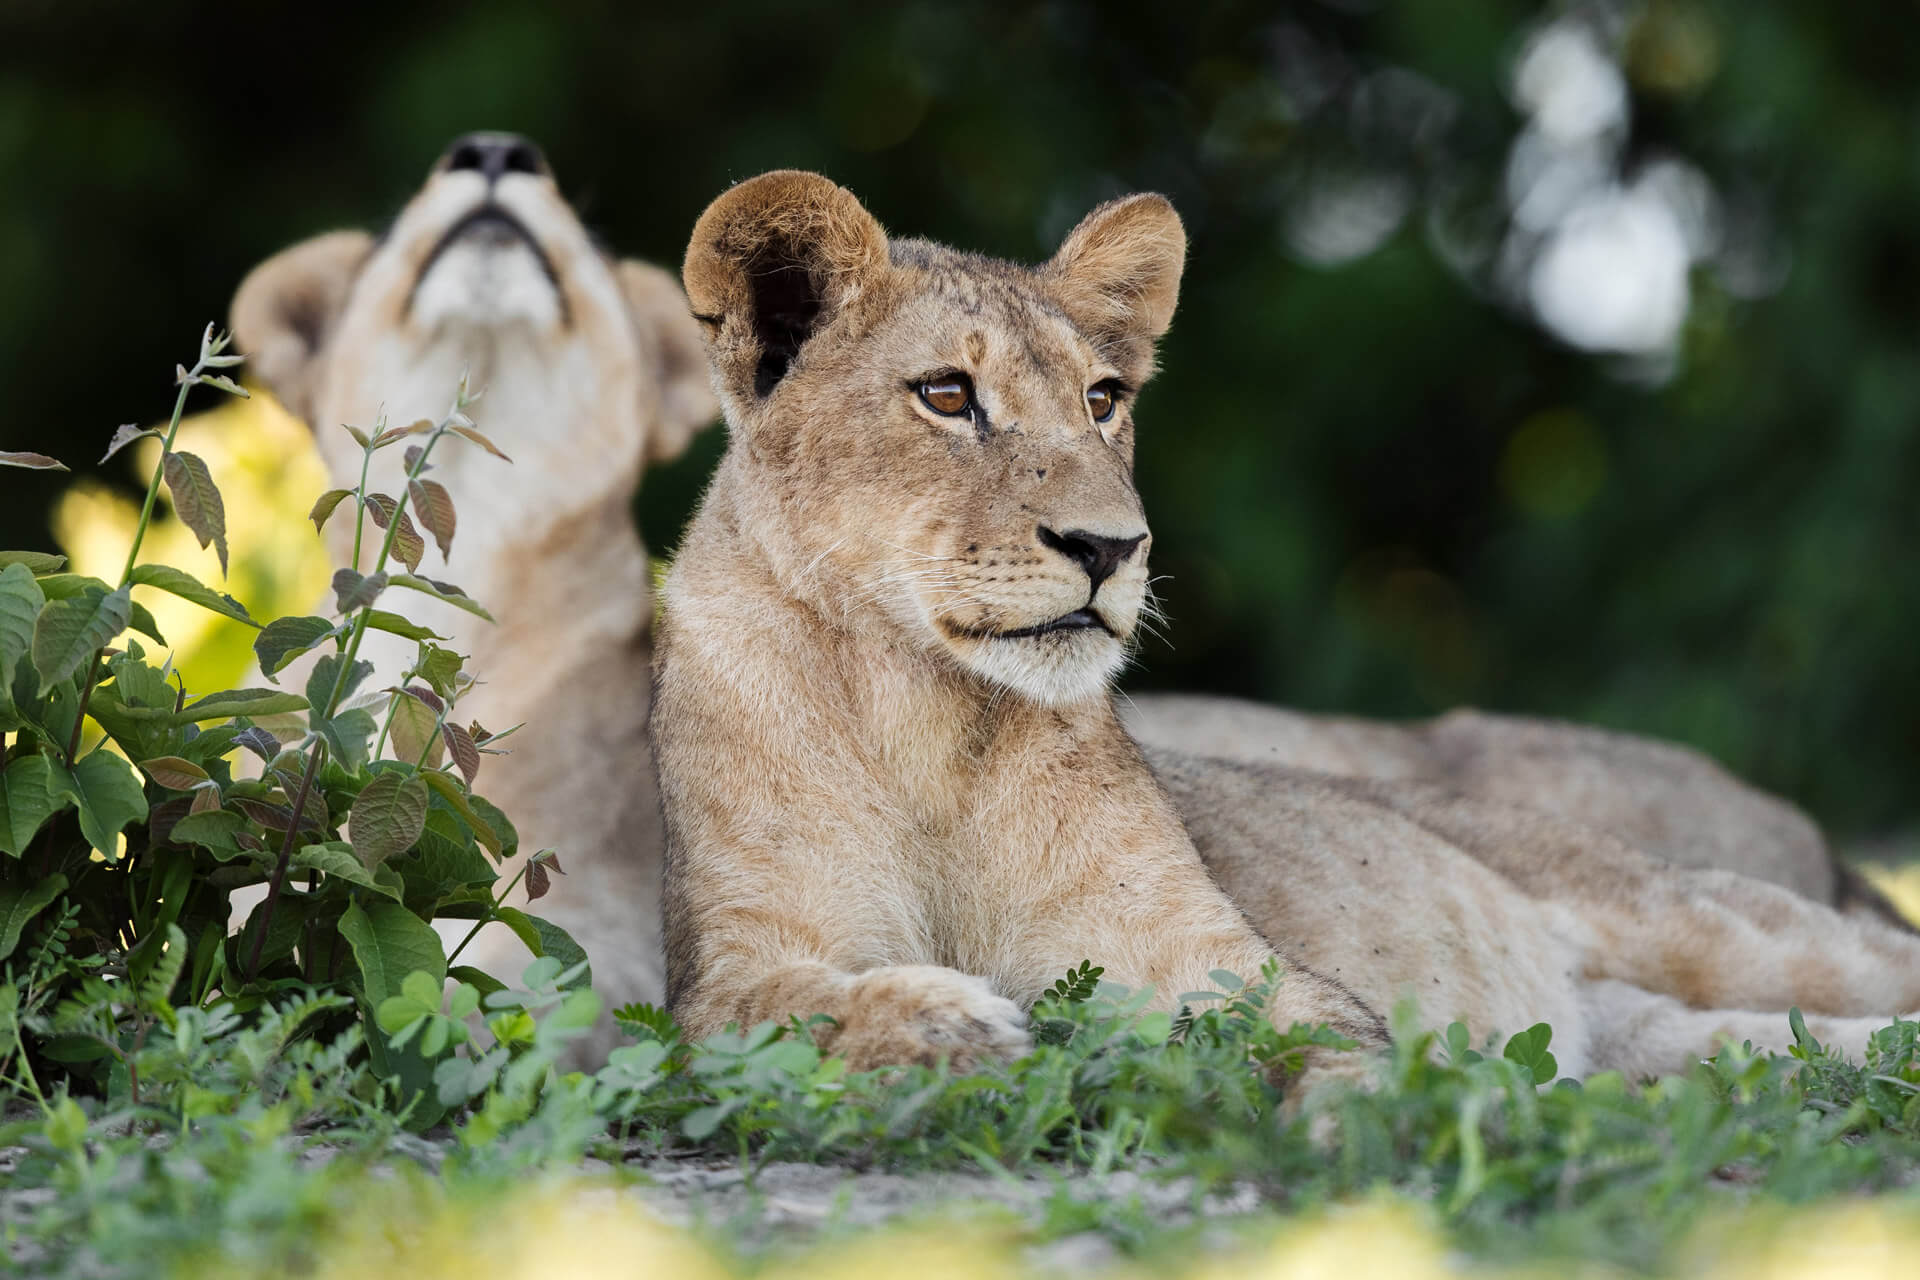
1037 524 1145 593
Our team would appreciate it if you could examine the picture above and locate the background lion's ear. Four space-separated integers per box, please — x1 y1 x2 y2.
228 230 373 425
619 259 720 466
1043 194 1187 378
682 170 889 410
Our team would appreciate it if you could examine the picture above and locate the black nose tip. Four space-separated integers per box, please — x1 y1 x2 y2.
439 132 550 183
1037 525 1147 592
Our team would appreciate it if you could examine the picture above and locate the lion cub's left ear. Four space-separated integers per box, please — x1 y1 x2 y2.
1042 194 1187 378
619 259 721 466
229 230 375 425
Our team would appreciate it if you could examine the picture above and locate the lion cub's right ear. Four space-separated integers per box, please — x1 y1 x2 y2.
229 230 373 425
682 171 888 412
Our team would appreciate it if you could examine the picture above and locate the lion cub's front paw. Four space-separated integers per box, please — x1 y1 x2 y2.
827 965 1031 1074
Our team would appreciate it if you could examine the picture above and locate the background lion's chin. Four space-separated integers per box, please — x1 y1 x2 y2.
954 634 1125 708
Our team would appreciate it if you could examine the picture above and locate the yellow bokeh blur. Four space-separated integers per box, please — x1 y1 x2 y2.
51 391 333 694
1863 861 1920 928
180 1181 1920 1280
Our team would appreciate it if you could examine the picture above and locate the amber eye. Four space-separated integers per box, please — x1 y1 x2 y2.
918 375 974 418
1086 381 1120 424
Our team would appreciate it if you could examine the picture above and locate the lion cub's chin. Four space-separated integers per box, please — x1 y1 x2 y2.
951 630 1127 707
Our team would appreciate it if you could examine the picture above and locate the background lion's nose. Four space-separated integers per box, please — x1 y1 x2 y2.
1037 525 1146 592
439 132 551 182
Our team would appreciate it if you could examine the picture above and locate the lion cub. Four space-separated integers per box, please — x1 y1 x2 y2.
656 171 1920 1082
232 134 715 1011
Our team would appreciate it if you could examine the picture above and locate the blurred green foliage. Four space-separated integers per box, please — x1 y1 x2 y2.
0 0 1913 837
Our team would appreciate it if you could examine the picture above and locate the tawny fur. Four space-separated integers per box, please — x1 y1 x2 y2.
656 170 1920 1085
1123 695 1905 922
229 140 716 1048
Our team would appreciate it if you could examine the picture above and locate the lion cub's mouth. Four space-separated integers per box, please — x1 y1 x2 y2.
410 204 565 310
968 608 1114 641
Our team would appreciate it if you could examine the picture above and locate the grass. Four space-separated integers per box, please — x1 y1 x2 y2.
7 959 1920 1277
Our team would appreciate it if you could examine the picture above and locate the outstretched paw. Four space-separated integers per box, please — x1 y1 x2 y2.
828 965 1031 1073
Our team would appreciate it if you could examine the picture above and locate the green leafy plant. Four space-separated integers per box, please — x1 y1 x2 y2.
0 326 585 1125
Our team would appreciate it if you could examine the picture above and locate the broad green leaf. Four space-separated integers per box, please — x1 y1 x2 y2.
162 449 229 576
32 574 109 600
0 551 66 573
167 809 255 861
420 770 501 856
292 840 404 900
138 755 210 790
0 451 68 471
0 755 60 855
339 899 445 1007
363 610 445 642
389 574 494 623
306 655 373 722
232 893 309 974
491 907 593 991
416 644 463 699
392 812 496 909
127 600 167 646
173 688 309 724
526 913 590 988
0 873 66 961
58 750 149 855
254 614 335 679
408 478 456 560
308 488 353 533
349 772 428 866
31 584 129 685
129 563 257 627
317 707 377 772
0 562 45 687
447 964 507 1001
468 794 518 859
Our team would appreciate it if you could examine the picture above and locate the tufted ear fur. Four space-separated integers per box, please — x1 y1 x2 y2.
682 170 889 407
229 230 373 424
1042 194 1187 376
619 259 721 466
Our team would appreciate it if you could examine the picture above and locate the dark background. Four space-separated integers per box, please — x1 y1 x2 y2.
2 0 1914 841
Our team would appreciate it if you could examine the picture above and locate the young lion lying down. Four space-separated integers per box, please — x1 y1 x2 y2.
654 170 1920 1082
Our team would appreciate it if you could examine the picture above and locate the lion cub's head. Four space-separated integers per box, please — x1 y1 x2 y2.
231 133 713 520
684 171 1185 705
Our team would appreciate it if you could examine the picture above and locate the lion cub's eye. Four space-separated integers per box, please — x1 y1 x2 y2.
1086 381 1120 424
918 374 975 419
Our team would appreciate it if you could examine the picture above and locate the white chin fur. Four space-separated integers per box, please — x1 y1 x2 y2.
411 238 561 331
958 632 1126 706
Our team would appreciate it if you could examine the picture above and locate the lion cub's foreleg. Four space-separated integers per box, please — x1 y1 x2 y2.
677 956 1031 1073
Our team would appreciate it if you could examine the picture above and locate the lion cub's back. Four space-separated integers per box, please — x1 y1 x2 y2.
1148 747 1593 1065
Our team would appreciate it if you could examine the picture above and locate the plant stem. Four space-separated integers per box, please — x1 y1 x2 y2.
445 861 532 968
349 445 373 573
118 378 195 590
245 739 327 982
322 416 450 722
62 655 102 768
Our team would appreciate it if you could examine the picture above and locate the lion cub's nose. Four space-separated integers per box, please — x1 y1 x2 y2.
1037 525 1146 591
439 132 551 183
